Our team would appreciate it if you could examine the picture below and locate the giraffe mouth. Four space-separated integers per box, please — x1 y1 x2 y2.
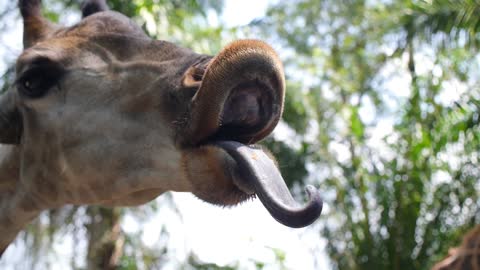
180 40 323 228
195 85 322 228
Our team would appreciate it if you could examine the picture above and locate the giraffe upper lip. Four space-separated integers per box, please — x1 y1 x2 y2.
178 40 285 147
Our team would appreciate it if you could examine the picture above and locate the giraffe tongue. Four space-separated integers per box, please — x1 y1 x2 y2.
214 141 323 228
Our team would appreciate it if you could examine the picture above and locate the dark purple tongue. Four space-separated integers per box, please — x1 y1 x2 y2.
215 141 323 228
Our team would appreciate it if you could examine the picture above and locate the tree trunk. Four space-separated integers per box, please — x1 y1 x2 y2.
86 206 124 270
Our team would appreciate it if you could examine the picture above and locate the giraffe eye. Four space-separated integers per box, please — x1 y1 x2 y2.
16 58 65 98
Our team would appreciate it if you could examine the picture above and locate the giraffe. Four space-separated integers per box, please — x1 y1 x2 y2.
0 0 323 256
432 225 480 270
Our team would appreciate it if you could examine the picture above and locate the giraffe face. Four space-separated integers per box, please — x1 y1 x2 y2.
0 0 322 229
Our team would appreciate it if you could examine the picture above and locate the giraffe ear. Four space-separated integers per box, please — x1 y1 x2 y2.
181 58 211 89
0 92 22 144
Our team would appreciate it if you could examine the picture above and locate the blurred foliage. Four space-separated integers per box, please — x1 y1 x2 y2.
258 0 480 269
1 0 480 270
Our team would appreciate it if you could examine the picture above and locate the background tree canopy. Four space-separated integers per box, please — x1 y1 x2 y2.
0 0 479 269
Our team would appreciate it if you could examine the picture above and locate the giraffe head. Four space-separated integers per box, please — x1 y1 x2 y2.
0 0 322 235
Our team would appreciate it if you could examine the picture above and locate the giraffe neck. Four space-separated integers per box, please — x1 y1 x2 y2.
0 145 41 255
